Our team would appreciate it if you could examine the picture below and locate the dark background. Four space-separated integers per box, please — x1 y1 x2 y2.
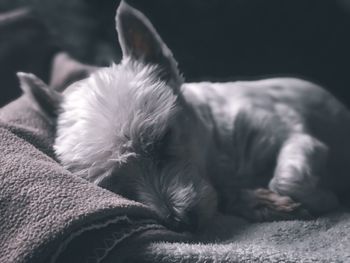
1 0 350 106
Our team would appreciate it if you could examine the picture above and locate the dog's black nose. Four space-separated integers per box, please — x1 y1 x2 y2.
164 211 198 232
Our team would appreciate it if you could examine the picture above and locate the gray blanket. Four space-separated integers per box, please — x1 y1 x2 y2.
0 96 185 263
1 94 350 263
140 212 350 263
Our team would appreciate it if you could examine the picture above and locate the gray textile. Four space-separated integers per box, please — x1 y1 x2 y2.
141 212 350 263
1 95 350 263
0 96 184 263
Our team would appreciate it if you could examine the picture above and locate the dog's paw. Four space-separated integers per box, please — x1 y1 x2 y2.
227 188 313 222
254 188 301 212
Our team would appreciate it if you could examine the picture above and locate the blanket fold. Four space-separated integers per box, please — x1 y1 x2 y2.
0 96 186 263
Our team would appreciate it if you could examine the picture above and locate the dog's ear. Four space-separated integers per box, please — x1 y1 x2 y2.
116 1 182 85
17 72 62 118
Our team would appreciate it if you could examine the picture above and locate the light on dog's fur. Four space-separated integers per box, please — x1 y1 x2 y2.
20 1 350 232
54 61 177 179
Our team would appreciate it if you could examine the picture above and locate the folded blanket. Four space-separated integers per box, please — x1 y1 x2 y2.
0 96 186 263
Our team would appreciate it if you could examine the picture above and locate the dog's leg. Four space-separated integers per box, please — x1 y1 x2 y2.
224 188 311 221
224 133 339 221
269 133 339 215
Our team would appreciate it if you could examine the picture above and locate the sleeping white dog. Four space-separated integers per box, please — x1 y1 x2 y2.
18 1 350 232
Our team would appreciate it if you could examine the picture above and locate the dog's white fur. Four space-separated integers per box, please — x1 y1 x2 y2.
54 60 177 181
19 1 350 231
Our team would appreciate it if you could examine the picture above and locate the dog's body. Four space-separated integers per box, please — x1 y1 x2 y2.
18 2 350 232
183 79 350 219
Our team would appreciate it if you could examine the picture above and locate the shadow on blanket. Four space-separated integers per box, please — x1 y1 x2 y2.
1 51 350 263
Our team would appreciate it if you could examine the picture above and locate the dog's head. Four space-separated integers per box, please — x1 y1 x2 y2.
54 1 217 232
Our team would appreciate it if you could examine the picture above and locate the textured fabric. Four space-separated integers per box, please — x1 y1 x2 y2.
0 96 185 263
140 212 350 263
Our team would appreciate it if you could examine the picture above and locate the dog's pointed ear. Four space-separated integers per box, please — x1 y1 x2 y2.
116 1 182 85
17 72 62 117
